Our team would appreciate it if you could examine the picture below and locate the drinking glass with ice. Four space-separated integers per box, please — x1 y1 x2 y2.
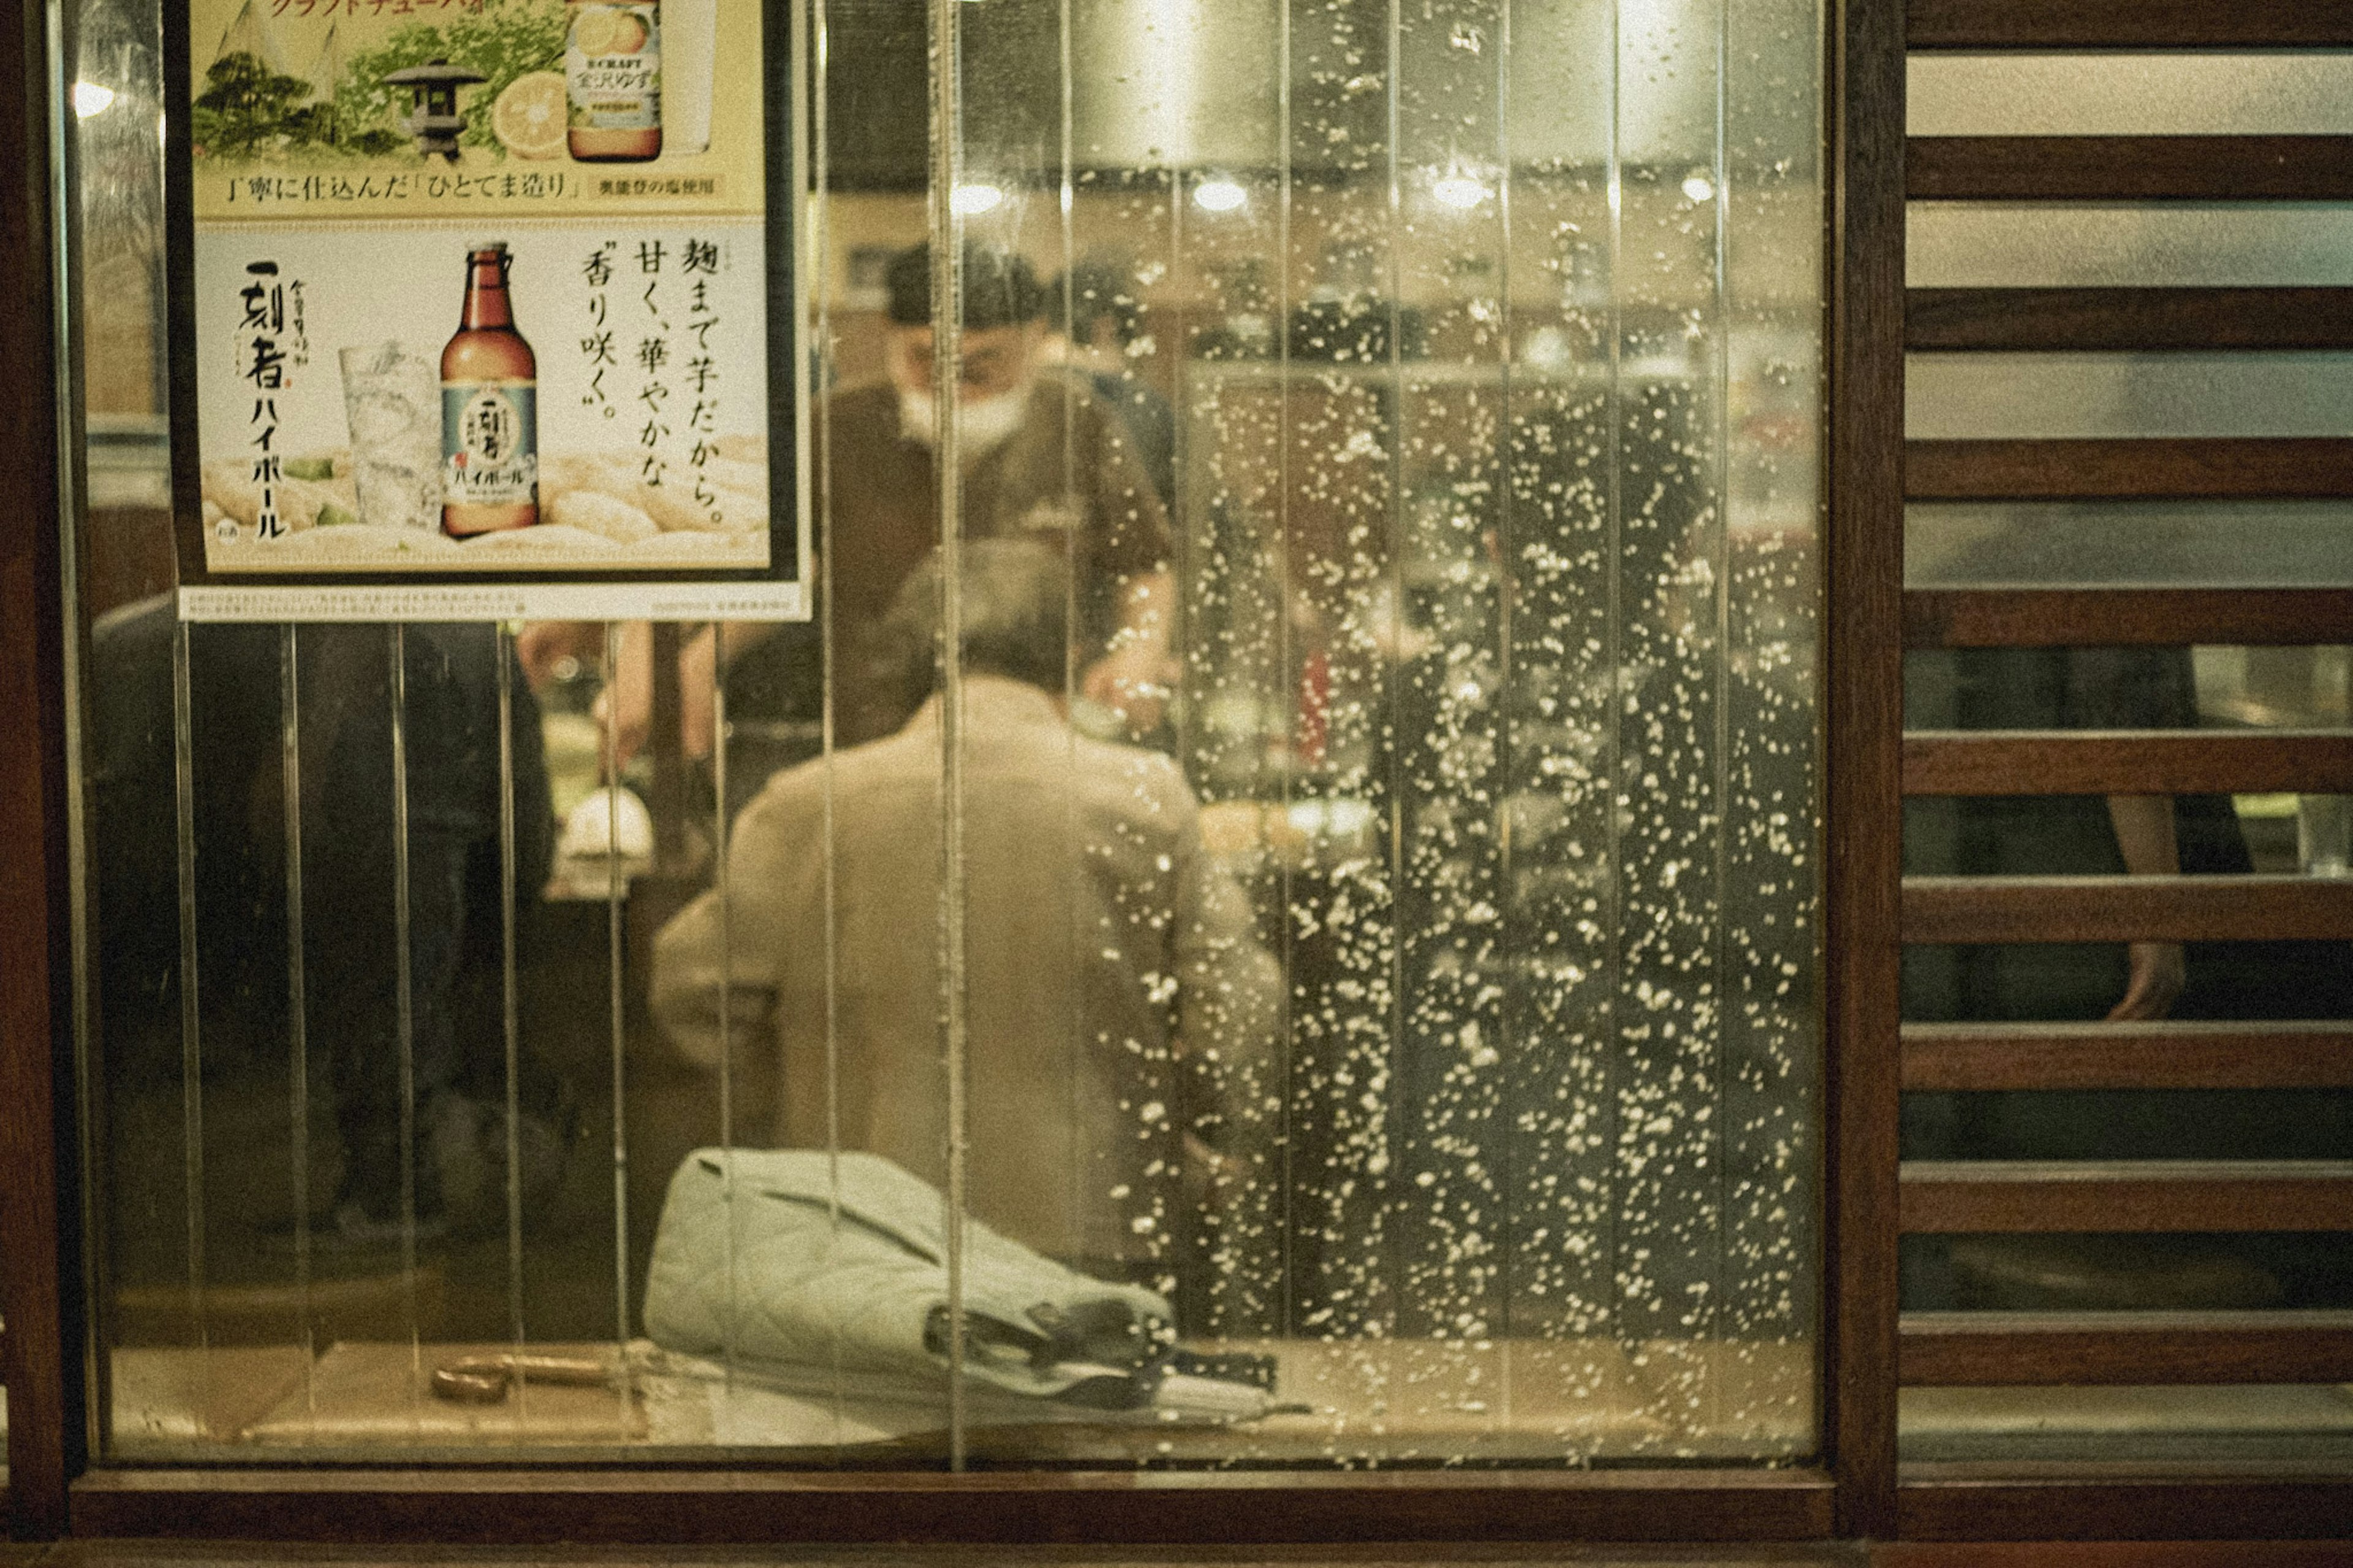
339 341 444 533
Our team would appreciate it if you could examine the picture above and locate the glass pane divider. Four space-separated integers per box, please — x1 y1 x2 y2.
496 626 528 1431
602 623 631 1427
170 617 213 1428
280 623 314 1433
926 0 969 1466
387 624 422 1438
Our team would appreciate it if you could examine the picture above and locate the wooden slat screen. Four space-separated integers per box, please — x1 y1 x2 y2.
1904 731 2353 797
1909 1 2353 50
1903 588 2353 648
1905 439 2353 502
1909 137 2353 202
1901 1162 2353 1234
1907 289 2353 354
1896 27 2353 1433
1900 1311 2353 1386
1903 875 2353 945
1902 1022 2353 1093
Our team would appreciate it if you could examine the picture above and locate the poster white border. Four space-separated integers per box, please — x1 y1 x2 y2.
180 579 805 623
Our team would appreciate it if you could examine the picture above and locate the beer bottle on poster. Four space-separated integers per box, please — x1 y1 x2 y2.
441 242 540 536
566 0 662 162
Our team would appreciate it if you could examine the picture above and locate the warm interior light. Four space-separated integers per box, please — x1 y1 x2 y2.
1681 173 1716 203
950 182 1005 216
1192 178 1248 213
1432 173 1490 210
73 81 116 118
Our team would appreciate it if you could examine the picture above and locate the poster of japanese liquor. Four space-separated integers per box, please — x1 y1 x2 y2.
168 0 803 620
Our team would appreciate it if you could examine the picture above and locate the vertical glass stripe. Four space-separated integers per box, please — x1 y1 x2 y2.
170 619 210 1412
497 624 528 1428
1275 0 1296 1347
1494 0 1517 1365
809 0 847 1458
926 0 969 1469
1601 0 1626 1350
1382 0 1408 1381
1708 0 1733 1382
387 623 421 1428
710 627 737 1414
603 621 632 1420
280 623 314 1430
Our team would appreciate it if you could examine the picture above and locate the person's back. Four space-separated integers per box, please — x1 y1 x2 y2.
722 676 1232 1268
654 543 1276 1284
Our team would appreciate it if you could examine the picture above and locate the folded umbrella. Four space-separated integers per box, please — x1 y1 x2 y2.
644 1148 1272 1411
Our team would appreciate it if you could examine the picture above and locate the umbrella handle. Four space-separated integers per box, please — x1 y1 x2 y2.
430 1352 618 1404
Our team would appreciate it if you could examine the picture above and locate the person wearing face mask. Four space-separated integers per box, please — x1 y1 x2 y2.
525 241 1177 787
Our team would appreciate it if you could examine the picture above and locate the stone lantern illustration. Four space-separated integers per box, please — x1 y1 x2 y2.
382 58 485 162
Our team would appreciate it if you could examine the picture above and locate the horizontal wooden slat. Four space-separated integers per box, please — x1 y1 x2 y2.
1909 0 2353 49
1904 588 2353 648
1903 730 2353 795
1909 137 2353 201
1896 1480 2353 1548
1907 288 2353 352
1904 874 2353 944
1900 1311 2353 1386
1907 438 2353 501
67 1468 1838 1545
1901 1159 2353 1233
1902 1021 2353 1091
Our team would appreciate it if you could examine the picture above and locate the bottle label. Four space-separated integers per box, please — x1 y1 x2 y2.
442 381 539 506
566 4 661 131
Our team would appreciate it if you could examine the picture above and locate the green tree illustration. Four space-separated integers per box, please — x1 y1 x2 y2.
339 0 567 157
190 51 329 157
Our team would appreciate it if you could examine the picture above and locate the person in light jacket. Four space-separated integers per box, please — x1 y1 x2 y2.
653 541 1280 1327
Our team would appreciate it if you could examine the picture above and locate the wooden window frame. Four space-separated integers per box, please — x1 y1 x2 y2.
4 0 2350 1547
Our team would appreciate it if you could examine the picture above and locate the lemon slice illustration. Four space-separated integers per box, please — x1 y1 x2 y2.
572 7 645 56
491 70 567 161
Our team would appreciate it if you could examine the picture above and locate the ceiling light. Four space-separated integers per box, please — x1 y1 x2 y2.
73 81 115 118
1432 173 1490 210
949 182 1005 216
1192 178 1248 213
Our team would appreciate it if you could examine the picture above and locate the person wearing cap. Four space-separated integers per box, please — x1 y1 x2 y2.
529 240 1177 771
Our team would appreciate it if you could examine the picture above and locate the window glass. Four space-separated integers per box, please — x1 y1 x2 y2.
72 0 1824 1464
1901 1381 2353 1464
1909 203 2353 290
1909 52 2353 137
1907 503 2353 589
1908 352 2353 441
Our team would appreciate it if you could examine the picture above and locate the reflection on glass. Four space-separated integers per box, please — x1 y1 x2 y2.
1909 52 2353 138
1909 203 2353 290
75 0 1824 1464
1901 1381 2353 1465
1906 502 2353 590
1908 352 2353 442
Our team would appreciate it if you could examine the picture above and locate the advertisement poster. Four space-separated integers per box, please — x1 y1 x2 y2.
167 0 805 621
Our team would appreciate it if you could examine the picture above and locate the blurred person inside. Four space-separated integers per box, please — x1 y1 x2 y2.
651 541 1279 1321
520 241 1178 792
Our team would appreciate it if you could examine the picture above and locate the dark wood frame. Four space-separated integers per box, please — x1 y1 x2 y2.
7 0 2346 1550
1890 0 2353 1540
1823 0 1907 1541
1 0 85 1541
12 0 1892 1545
0 0 1898 1543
